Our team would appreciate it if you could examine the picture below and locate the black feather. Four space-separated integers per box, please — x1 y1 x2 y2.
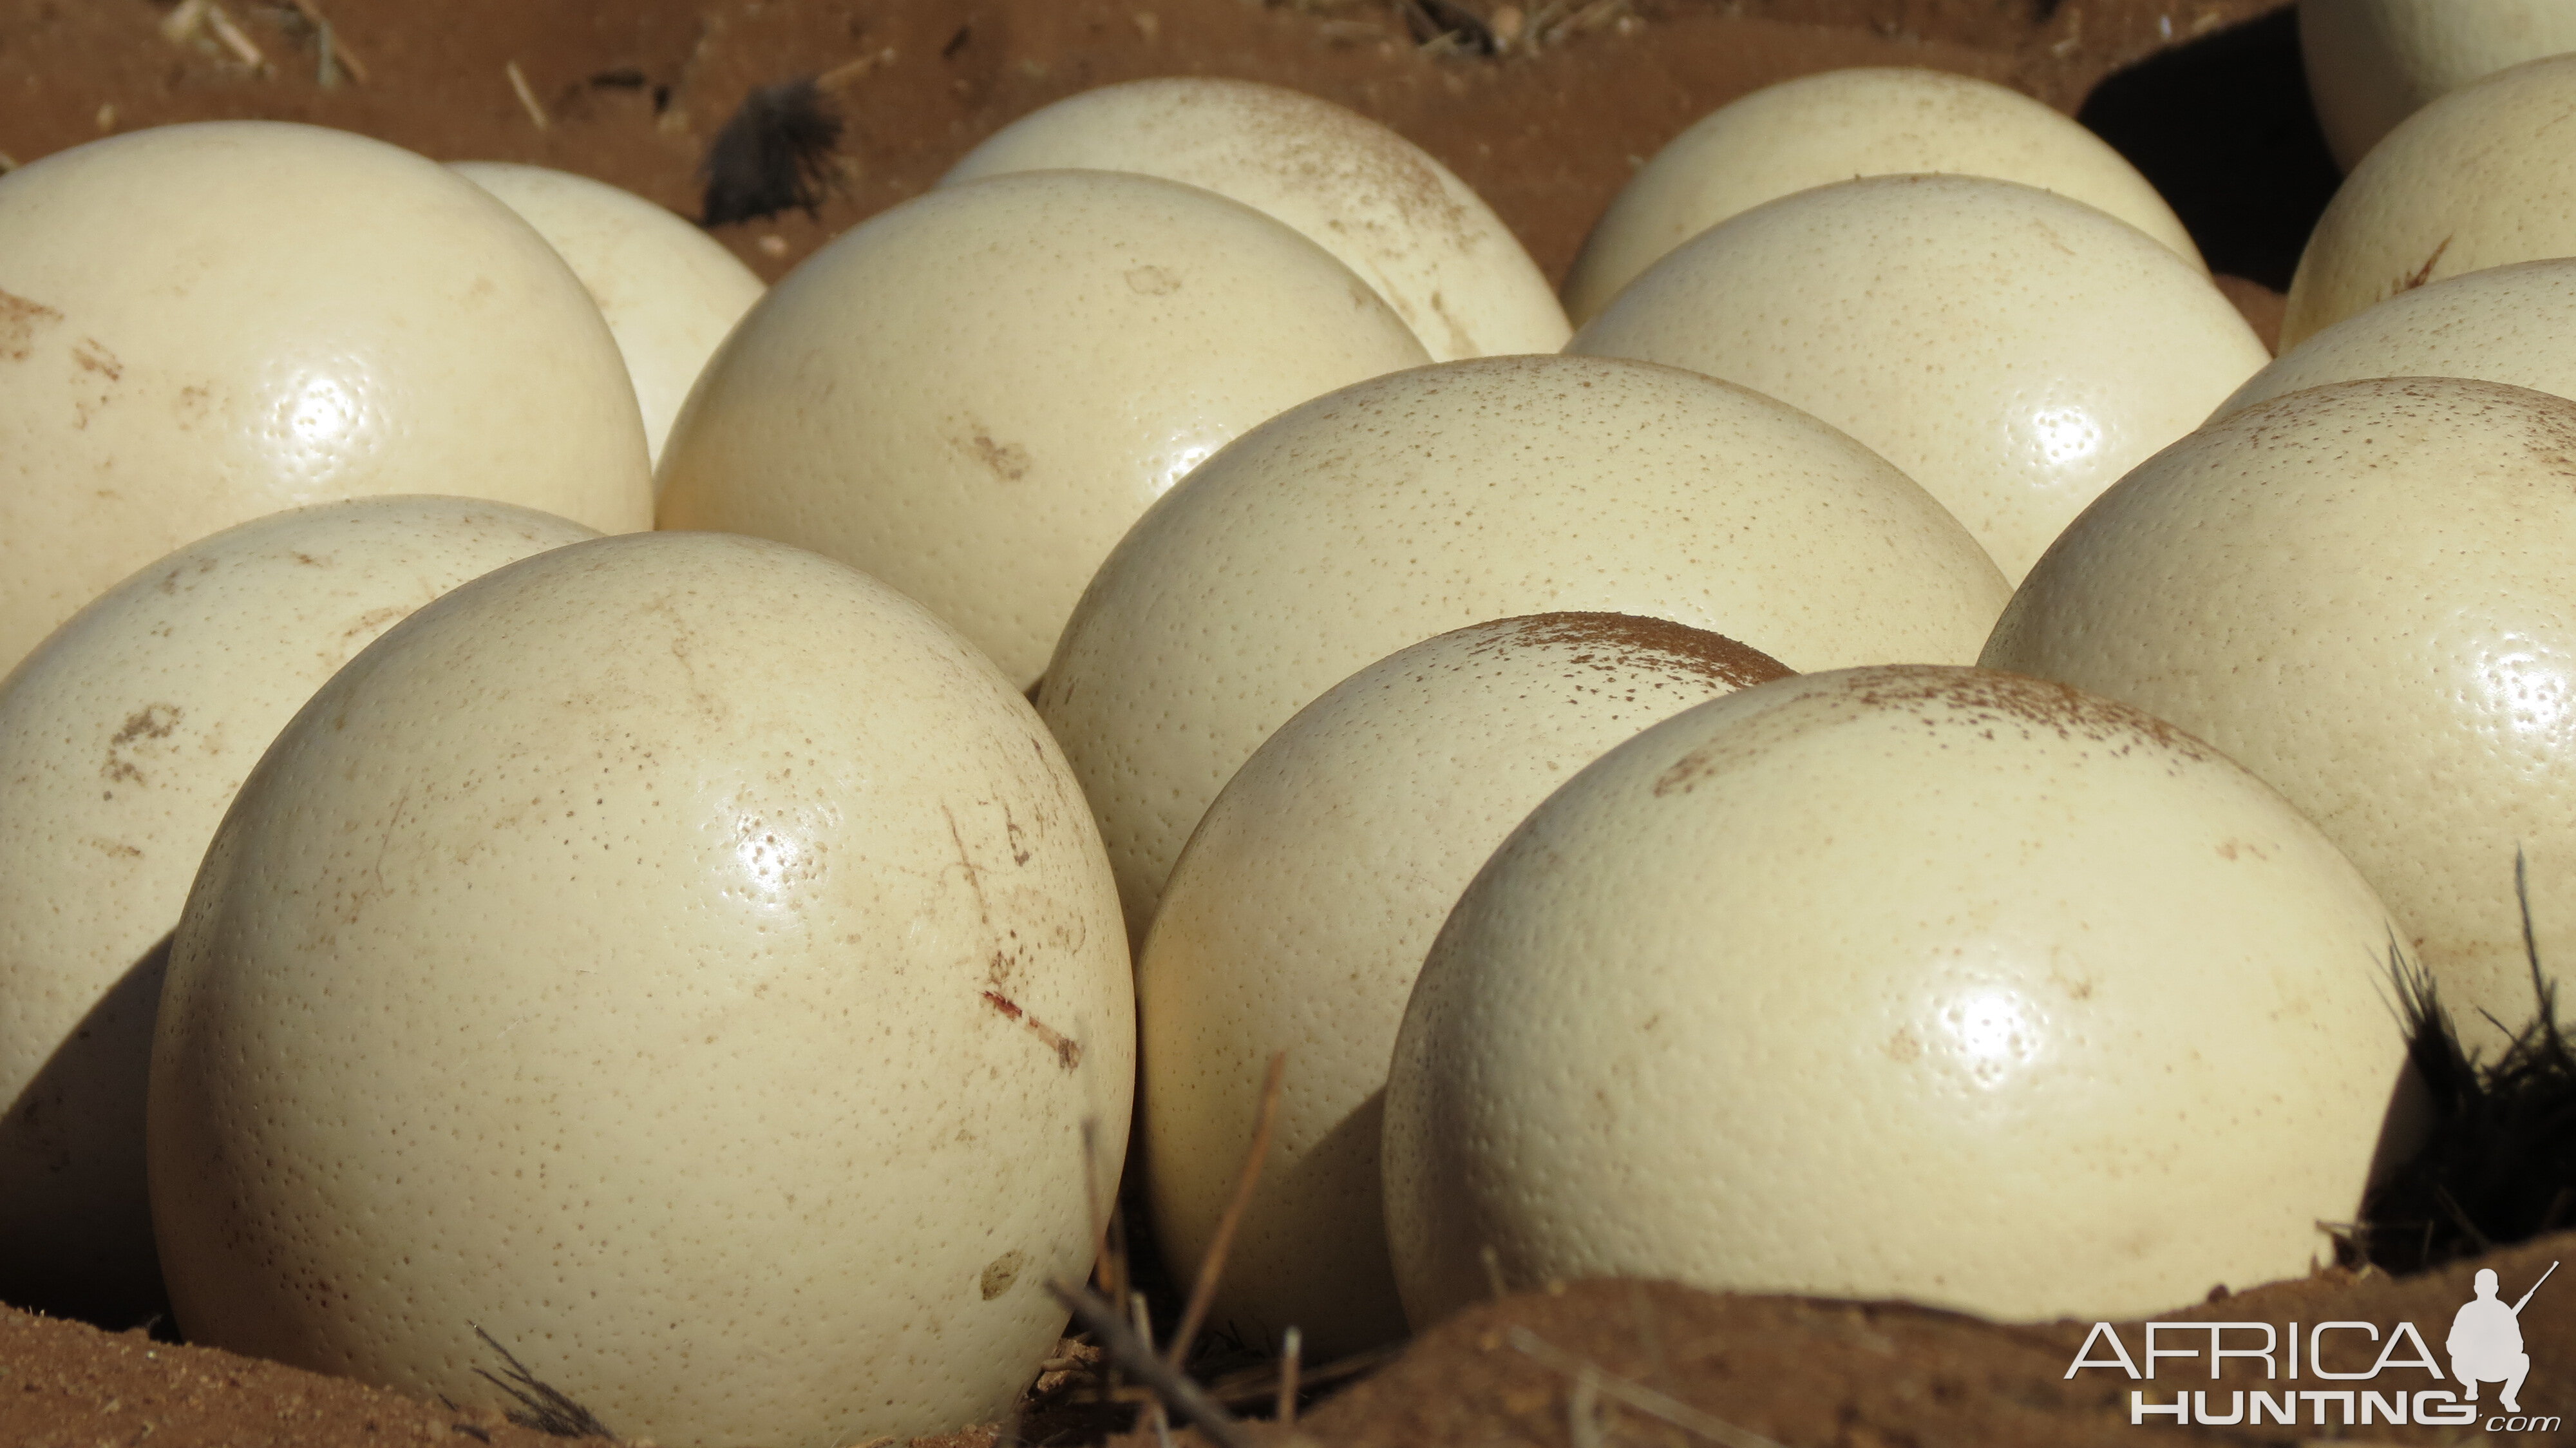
2351 853 2576 1273
699 77 844 228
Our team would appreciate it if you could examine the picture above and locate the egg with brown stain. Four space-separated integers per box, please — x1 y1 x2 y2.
0 121 653 677
0 496 596 1328
1385 665 2407 1326
149 531 1132 1445
941 77 1567 361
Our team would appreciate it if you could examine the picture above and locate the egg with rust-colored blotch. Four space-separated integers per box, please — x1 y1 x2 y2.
150 531 1132 1447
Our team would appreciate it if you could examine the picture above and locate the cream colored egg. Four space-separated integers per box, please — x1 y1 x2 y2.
939 78 1567 362
1383 665 2407 1328
1142 614 1789 1359
0 497 594 1328
1987 376 2576 1051
0 122 654 678
657 169 1428 688
2284 53 2576 350
1562 67 2202 326
450 162 764 473
2216 258 2576 418
1569 175 2268 585
2301 0 2576 172
149 532 1132 1445
1036 353 2009 940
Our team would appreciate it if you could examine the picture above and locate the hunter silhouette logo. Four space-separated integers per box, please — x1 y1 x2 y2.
2454 1262 2554 1414
2066 1261 2559 1433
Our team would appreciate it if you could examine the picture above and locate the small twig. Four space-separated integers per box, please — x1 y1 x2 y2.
1510 1326 1788 1448
1276 1326 1302 1425
506 61 550 131
1048 1280 1262 1448
1168 1049 1289 1372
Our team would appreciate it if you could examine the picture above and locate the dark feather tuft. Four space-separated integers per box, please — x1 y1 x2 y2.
470 1324 616 1440
2350 852 2576 1273
699 77 844 228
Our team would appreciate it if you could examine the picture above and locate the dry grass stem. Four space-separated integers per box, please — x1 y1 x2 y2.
816 47 898 93
1275 1325 1302 1425
506 60 550 131
158 0 209 44
285 0 370 85
1168 1049 1289 1372
1510 1326 1788 1448
205 5 266 69
1569 1361 1605 1448
1205 1338 1404 1408
1048 1279 1273 1448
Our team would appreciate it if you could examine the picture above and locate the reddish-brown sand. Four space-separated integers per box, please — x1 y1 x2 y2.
1 0 2347 1440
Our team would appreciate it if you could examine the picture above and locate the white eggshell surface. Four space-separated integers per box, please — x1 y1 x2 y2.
0 497 597 1326
1569 174 2268 584
1141 614 1790 1359
1383 665 2406 1328
940 77 1568 361
2300 0 2576 172
1037 352 2009 939
2283 53 2576 350
149 532 1133 1446
0 121 655 677
451 162 764 473
2217 258 2576 418
1562 66 2202 325
656 168 1430 688
1986 376 2576 1051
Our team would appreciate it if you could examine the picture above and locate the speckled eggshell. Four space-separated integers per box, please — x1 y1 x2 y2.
2283 54 2576 350
1569 174 2268 585
450 162 764 473
1985 376 2576 1052
0 497 596 1328
1562 66 2202 326
0 122 655 678
1142 614 1790 1359
938 77 1567 362
1383 665 2407 1328
1036 353 2009 940
148 531 1132 1446
2215 258 2576 418
656 169 1429 688
2301 0 2576 171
